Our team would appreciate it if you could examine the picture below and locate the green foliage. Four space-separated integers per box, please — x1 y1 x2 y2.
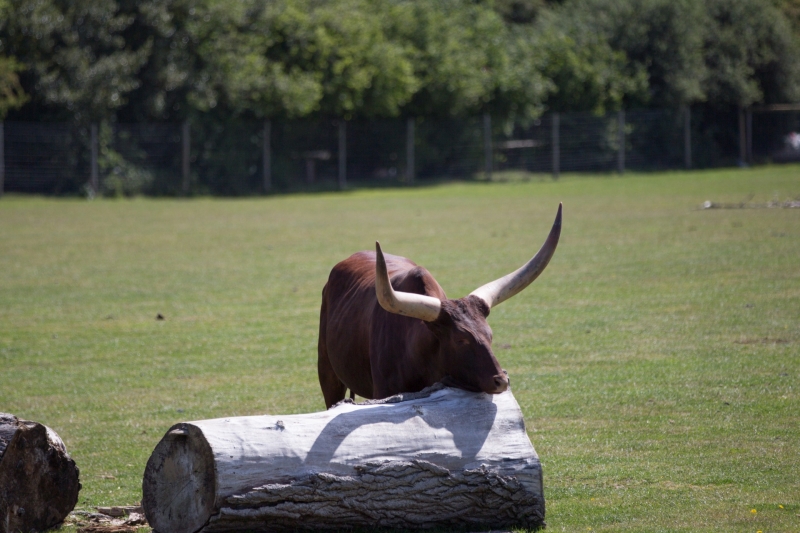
535 9 647 114
780 0 800 32
606 0 707 107
194 0 419 119
395 2 532 117
113 0 210 121
703 0 800 106
303 0 418 118
0 0 28 118
546 0 707 108
485 24 551 120
0 55 28 119
189 0 323 117
3 0 151 122
546 0 800 108
192 0 551 120
2 0 800 125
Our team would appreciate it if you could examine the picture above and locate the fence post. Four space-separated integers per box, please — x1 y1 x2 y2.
406 117 415 184
746 107 753 165
263 119 272 193
552 112 560 180
338 120 347 190
182 120 190 194
617 110 625 174
738 106 746 166
483 113 492 180
684 106 692 169
0 122 4 198
90 123 99 194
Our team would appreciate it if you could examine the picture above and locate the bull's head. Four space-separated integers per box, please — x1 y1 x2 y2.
375 204 562 395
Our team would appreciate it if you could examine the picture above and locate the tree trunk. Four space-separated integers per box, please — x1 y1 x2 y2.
0 413 81 533
143 385 544 533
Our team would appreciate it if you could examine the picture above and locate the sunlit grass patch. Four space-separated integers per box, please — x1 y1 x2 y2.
1 165 799 531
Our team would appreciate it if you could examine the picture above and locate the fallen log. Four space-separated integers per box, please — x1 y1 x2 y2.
0 413 81 533
143 384 544 533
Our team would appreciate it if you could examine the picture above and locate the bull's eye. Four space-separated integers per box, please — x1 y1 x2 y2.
458 338 470 346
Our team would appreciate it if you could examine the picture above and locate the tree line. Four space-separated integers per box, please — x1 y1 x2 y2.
1 0 799 124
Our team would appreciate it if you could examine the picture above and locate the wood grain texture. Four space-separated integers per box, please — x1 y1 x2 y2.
0 414 17 462
0 413 81 533
143 385 544 533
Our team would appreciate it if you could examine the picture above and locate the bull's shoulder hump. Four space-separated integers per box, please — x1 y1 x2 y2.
326 251 444 298
325 252 418 292
394 266 447 299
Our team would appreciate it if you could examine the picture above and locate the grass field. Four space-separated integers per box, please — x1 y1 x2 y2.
1 166 799 532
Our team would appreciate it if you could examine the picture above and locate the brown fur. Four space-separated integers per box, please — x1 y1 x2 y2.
318 251 507 408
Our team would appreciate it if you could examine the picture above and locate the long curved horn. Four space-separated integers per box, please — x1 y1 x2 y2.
375 242 441 322
470 203 562 309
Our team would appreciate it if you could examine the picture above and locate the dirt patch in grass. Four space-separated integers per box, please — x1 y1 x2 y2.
734 337 790 344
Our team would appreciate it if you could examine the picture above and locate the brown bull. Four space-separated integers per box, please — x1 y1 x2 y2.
317 204 562 408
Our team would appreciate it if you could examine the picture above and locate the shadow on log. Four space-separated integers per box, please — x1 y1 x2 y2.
0 413 81 533
143 385 545 533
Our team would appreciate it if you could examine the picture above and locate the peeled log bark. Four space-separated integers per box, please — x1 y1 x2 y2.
0 413 81 533
143 385 544 533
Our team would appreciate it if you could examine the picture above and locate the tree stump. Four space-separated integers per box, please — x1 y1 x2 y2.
0 413 81 533
143 385 545 533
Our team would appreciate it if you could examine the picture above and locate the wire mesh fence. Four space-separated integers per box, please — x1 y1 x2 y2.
752 108 800 164
4 122 86 194
110 123 183 196
626 109 687 170
2 107 798 197
491 115 552 174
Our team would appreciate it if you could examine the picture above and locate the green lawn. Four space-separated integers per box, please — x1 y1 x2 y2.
1 166 799 532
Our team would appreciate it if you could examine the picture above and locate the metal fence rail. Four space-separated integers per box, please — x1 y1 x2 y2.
2 107 797 197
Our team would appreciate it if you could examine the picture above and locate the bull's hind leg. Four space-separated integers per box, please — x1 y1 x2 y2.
318 292 346 409
318 346 346 409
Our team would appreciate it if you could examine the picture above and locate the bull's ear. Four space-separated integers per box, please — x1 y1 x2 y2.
375 242 442 322
470 203 562 309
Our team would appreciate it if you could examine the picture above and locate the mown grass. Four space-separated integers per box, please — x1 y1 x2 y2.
1 166 798 532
